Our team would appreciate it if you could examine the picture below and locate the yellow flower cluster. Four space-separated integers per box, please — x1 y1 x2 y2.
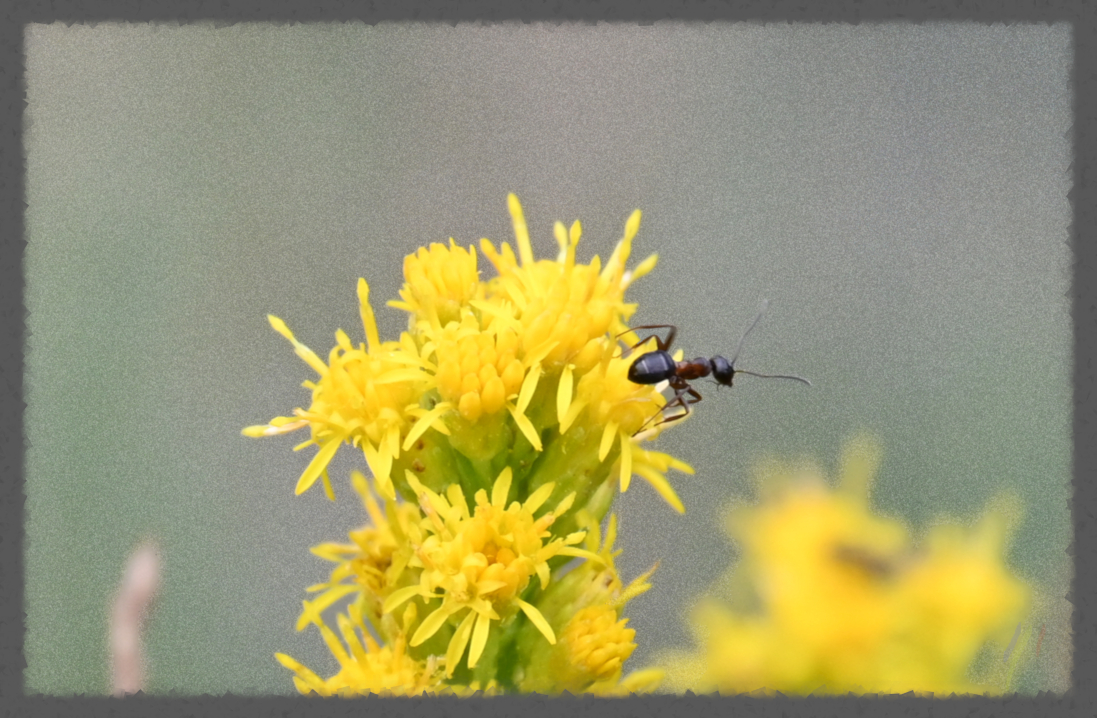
244 194 691 511
658 435 1034 696
249 195 688 695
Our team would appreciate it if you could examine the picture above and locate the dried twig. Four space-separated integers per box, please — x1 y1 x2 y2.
109 541 161 697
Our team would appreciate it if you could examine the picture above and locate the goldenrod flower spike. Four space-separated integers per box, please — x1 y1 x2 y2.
257 196 698 694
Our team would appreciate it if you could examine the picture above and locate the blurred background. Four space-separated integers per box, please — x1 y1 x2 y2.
24 22 1071 694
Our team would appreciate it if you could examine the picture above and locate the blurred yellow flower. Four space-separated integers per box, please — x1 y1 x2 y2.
659 434 1033 696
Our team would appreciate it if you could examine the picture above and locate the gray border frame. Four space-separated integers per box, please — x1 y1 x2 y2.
5 1 1091 717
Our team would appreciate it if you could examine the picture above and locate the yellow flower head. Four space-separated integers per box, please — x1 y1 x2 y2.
393 240 482 330
277 605 446 697
243 280 438 499
728 439 909 654
431 317 524 422
480 194 656 373
515 511 659 695
382 467 601 675
562 605 638 683
297 470 423 630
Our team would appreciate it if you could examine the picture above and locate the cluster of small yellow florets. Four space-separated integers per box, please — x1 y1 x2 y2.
248 195 684 694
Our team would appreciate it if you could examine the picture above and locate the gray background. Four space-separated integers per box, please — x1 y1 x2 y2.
24 22 1071 694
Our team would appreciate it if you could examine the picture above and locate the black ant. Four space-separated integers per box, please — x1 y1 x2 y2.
624 300 811 430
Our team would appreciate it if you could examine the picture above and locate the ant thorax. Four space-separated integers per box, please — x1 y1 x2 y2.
675 358 714 382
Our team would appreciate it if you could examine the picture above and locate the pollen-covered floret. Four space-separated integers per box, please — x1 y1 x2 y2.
392 240 482 330
382 467 601 675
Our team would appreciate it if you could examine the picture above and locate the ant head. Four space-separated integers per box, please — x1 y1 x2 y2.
711 355 735 386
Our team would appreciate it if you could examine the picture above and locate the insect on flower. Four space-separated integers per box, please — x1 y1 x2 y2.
624 300 811 430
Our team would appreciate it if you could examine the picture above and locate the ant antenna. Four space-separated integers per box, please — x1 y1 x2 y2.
729 299 770 365
735 369 812 386
730 299 813 387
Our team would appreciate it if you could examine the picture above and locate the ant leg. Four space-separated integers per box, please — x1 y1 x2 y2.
656 384 702 426
616 324 678 354
636 380 702 434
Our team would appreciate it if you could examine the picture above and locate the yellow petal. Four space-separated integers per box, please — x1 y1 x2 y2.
569 219 582 246
362 441 394 499
633 464 686 514
559 397 588 435
309 542 358 561
553 220 568 259
617 668 665 694
556 364 574 425
242 418 309 437
268 315 329 377
337 612 369 666
626 253 659 286
402 401 452 451
599 421 619 462
624 209 642 243
558 546 605 564
523 341 558 371
317 621 351 667
445 610 477 677
320 468 335 501
615 562 659 606
619 435 634 492
381 584 426 616
357 278 381 353
516 362 542 414
554 491 576 517
524 481 556 515
507 193 534 267
295 584 357 631
517 598 556 644
476 580 510 594
508 404 543 451
296 599 324 632
536 560 550 589
605 514 618 550
295 433 348 496
411 604 453 647
274 653 327 694
492 467 514 508
375 368 429 384
839 431 882 502
468 611 493 668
